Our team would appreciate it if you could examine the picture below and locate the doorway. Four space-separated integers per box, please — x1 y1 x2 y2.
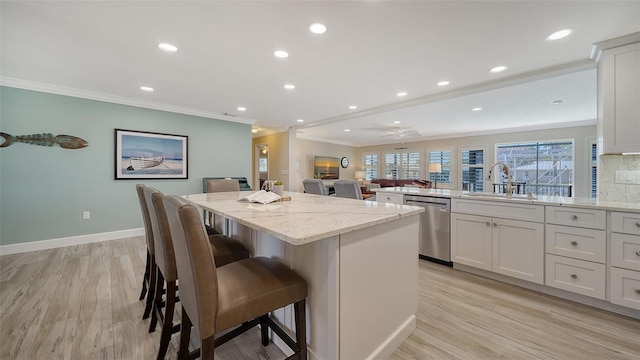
255 143 268 190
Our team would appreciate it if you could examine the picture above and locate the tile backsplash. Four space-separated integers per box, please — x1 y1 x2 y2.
598 154 640 202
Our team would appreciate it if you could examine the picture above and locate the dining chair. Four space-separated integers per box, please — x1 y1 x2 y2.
143 186 250 360
302 178 328 195
136 184 157 321
333 179 363 200
204 179 240 235
163 195 308 360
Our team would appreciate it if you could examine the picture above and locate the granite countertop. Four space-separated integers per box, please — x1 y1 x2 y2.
183 191 424 245
373 187 640 213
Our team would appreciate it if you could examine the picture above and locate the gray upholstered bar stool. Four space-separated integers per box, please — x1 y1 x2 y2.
143 186 250 360
136 184 157 321
302 178 328 195
333 179 363 200
204 179 240 235
163 195 308 360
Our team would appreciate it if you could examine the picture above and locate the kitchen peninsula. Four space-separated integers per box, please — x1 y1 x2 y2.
375 187 640 319
183 191 424 360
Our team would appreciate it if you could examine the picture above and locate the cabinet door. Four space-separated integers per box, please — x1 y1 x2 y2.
601 42 640 154
492 218 544 284
451 213 492 271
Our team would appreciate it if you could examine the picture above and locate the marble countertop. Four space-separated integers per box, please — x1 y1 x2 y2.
183 191 424 245
373 187 640 212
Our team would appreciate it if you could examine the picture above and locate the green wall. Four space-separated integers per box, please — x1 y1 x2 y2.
0 86 252 245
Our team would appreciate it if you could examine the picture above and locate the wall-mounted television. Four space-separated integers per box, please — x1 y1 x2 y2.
314 156 340 179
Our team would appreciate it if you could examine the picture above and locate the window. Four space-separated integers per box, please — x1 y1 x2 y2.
383 150 421 179
496 140 573 197
362 152 379 180
259 158 268 172
427 149 452 187
461 147 484 192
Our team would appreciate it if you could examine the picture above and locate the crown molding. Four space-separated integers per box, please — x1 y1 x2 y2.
0 77 255 125
591 32 640 63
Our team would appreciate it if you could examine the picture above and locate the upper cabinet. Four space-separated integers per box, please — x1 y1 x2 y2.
596 33 640 155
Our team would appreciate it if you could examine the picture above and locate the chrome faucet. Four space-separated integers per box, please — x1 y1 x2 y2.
487 162 513 196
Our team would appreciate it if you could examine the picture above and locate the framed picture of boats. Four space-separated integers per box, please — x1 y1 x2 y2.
115 129 188 180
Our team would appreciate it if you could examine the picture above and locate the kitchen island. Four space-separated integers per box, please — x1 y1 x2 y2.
183 191 423 360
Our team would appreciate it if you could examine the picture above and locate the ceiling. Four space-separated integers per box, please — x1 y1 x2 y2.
1 1 639 147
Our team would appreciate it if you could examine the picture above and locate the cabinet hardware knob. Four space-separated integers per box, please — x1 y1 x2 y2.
636 250 640 256
493 223 498 227
571 215 578 220
636 222 640 227
486 221 491 226
571 241 578 246
636 289 640 294
571 274 578 279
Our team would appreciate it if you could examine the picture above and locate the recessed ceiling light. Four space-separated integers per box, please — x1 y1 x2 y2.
397 92 408 97
251 128 258 134
274 50 289 58
297 119 304 123
140 86 154 92
309 23 327 34
284 84 296 90
237 106 247 111
472 107 483 111
546 28 574 41
490 65 508 73
551 99 565 105
158 43 178 52
348 105 358 110
394 120 401 124
436 81 450 86
344 129 350 132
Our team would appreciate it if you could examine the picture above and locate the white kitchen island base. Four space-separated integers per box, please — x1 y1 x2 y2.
227 214 419 360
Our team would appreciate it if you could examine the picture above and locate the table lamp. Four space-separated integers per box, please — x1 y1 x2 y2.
428 163 442 189
355 170 365 185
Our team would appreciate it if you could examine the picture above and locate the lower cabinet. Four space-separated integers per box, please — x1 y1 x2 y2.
545 254 606 300
610 267 640 310
451 213 544 284
376 192 404 205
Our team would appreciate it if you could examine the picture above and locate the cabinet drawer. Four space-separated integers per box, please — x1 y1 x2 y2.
610 267 640 310
545 254 606 300
611 233 640 271
545 224 606 263
611 212 640 236
452 199 544 222
545 206 606 230
377 192 403 205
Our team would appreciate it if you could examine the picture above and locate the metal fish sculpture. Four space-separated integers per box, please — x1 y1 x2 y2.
0 132 88 149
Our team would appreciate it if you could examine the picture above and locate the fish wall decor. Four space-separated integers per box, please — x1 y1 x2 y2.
0 132 88 149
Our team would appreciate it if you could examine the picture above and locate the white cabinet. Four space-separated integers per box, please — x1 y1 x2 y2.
609 211 640 309
598 41 640 154
451 213 492 271
451 199 544 284
376 192 403 205
545 206 607 299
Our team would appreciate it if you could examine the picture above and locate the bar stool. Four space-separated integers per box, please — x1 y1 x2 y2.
204 179 240 235
333 179 363 200
163 195 308 360
136 184 156 321
143 186 250 360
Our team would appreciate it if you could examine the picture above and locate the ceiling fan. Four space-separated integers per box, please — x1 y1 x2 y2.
382 127 422 139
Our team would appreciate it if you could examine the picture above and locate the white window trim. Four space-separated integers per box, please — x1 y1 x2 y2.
426 146 455 189
459 145 486 192
362 151 380 181
382 148 423 180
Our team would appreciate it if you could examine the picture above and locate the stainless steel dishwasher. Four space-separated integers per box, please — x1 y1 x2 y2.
404 195 451 265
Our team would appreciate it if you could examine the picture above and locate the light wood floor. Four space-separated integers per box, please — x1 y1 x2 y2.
1 236 639 359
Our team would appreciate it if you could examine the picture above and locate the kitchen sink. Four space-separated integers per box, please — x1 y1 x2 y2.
461 192 537 202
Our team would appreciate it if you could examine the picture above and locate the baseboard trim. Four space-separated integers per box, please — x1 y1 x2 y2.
367 314 416 360
0 228 144 256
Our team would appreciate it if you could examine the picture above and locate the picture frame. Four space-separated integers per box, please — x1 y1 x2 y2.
115 129 188 180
